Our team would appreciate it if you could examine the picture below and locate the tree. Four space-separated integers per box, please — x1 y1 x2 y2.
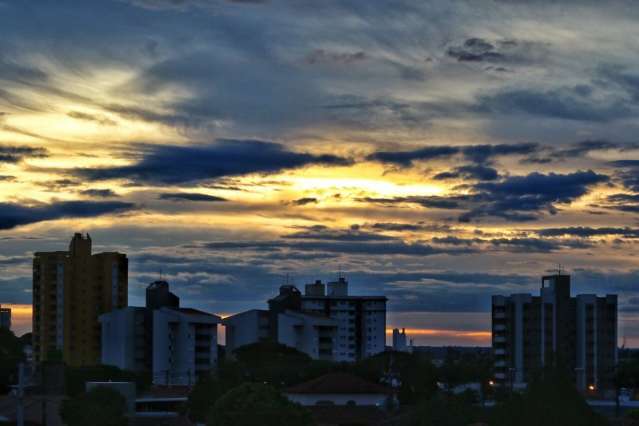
411 395 479 426
354 351 438 405
59 386 127 426
206 383 314 426
231 341 327 387
65 364 150 396
0 327 24 394
489 367 607 426
187 373 239 423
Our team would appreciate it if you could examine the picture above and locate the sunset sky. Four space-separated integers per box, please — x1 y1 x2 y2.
2 0 639 345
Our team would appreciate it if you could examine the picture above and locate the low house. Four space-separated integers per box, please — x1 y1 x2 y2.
285 372 395 407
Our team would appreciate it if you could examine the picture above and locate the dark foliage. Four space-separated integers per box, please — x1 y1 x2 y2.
59 386 127 426
206 382 314 426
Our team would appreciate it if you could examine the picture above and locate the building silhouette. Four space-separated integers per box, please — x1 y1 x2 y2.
492 273 617 394
100 280 221 385
32 233 128 366
0 305 11 330
225 277 387 362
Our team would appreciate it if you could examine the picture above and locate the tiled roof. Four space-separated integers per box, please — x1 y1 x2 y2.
286 373 394 395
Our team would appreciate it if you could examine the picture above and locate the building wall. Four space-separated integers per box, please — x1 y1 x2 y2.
152 308 220 386
302 297 386 362
277 312 336 360
0 306 11 330
224 310 270 354
492 275 617 393
100 307 139 371
33 234 128 366
285 393 388 407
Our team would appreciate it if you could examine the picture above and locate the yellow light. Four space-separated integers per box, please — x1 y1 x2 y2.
588 384 595 391
488 380 495 386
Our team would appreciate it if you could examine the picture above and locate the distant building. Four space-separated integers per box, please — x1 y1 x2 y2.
0 305 11 330
100 281 221 385
224 277 387 362
33 233 128 366
392 328 412 353
492 273 617 393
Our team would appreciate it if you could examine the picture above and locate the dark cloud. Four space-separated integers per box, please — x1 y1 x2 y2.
67 111 116 126
0 200 136 230
460 170 609 222
603 192 639 213
362 170 608 222
369 222 452 232
366 146 458 167
289 197 318 206
434 164 499 181
72 139 351 185
305 49 368 65
159 192 227 202
0 145 48 163
282 225 394 242
431 236 593 252
476 85 632 122
610 160 639 192
79 189 119 198
368 143 538 167
536 226 639 238
447 37 548 67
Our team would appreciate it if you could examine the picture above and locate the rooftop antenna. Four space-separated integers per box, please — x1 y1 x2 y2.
556 263 563 275
337 264 343 280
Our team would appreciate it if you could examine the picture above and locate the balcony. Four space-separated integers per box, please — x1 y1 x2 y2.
493 324 506 332
494 349 506 356
493 312 506 319
493 336 506 343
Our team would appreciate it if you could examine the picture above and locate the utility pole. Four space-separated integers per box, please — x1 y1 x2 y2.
15 362 24 426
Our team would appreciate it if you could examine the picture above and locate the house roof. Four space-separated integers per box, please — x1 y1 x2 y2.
286 373 394 395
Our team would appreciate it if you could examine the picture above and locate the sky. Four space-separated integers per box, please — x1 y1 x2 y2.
2 0 639 345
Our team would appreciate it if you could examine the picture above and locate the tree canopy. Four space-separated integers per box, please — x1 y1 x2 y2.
0 328 24 394
59 386 128 426
206 382 314 426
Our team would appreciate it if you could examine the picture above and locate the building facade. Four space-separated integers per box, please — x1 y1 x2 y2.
392 328 411 353
0 305 11 330
492 273 617 393
100 281 221 385
224 277 386 362
33 233 127 366
301 278 387 362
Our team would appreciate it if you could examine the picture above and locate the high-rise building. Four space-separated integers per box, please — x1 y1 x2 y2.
301 277 387 362
492 273 617 394
0 305 11 330
32 233 128 366
392 328 412 353
100 280 221 385
225 277 386 362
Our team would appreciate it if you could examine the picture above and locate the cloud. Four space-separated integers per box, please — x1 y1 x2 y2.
0 200 136 230
475 85 632 122
67 111 116 126
536 226 639 238
433 164 499 181
305 49 368 65
0 145 48 163
610 160 639 192
159 192 228 202
72 139 351 185
446 37 548 65
289 197 318 206
367 143 538 167
79 189 119 198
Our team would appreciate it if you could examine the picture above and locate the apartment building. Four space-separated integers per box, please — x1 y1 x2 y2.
224 277 386 362
32 233 127 366
492 273 617 393
100 280 221 385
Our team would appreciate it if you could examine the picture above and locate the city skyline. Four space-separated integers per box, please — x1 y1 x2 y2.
2 1 639 346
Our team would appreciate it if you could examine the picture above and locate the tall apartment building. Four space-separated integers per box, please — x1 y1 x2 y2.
100 281 221 385
301 278 387 362
0 305 11 330
492 273 617 393
224 277 387 362
33 233 127 366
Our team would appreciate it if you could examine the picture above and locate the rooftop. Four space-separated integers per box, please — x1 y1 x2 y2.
286 373 394 395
